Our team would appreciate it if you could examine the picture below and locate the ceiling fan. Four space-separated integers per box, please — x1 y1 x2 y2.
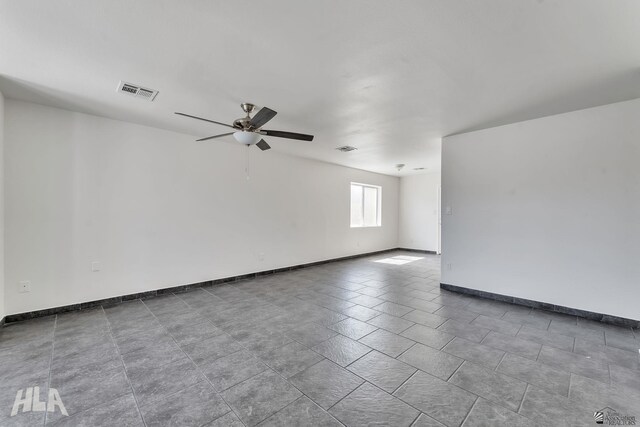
175 103 314 151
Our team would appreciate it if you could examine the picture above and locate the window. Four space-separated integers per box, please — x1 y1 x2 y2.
350 183 381 227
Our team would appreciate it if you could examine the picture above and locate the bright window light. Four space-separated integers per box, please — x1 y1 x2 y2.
350 183 381 227
374 255 424 265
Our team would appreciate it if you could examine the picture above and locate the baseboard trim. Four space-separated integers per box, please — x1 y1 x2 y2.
397 248 438 255
440 283 640 329
3 247 408 324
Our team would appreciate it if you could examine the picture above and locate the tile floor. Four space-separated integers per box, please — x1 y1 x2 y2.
1 251 639 426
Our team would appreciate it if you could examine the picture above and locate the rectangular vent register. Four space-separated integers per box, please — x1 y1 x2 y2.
117 80 158 101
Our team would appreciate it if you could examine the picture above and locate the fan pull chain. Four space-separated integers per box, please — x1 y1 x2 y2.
245 144 250 180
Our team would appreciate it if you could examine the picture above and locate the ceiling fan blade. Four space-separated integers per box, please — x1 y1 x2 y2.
175 112 236 129
262 130 314 141
249 107 277 128
196 132 234 142
256 139 271 151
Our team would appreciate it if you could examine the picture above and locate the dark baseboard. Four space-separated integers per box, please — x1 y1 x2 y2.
440 283 640 329
3 247 400 324
397 248 438 255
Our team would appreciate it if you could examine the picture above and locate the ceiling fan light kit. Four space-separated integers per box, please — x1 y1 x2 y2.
175 103 314 153
233 131 261 145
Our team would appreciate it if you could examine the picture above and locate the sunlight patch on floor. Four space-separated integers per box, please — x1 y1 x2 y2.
373 255 424 265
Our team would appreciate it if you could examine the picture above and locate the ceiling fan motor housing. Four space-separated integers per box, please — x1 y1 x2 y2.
233 117 252 130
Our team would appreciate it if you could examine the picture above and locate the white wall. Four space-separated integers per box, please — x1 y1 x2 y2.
4 100 399 315
0 89 4 321
399 173 440 252
442 98 640 321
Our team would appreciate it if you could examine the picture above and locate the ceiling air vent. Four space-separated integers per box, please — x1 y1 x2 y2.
336 146 357 152
117 81 158 101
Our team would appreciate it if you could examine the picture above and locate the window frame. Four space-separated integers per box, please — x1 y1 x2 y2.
350 182 382 228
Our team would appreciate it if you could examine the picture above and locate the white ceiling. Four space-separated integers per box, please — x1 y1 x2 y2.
1 1 639 176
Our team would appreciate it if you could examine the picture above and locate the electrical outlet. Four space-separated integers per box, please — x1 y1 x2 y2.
445 206 453 215
258 252 265 261
447 263 452 270
91 261 101 272
18 281 31 293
